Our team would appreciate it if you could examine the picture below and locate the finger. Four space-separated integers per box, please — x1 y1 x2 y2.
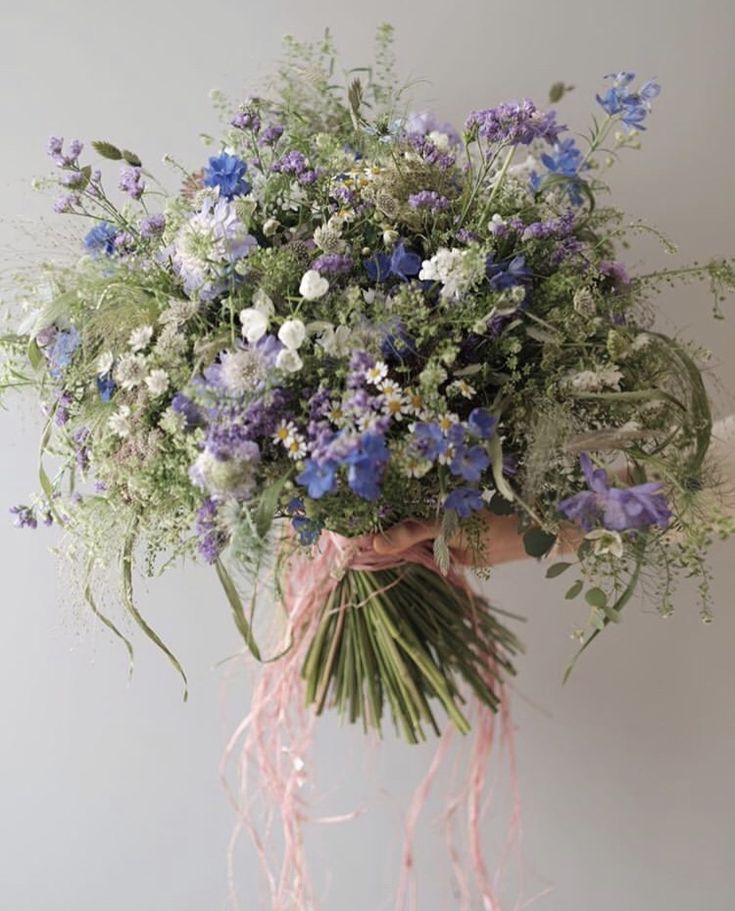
373 519 439 555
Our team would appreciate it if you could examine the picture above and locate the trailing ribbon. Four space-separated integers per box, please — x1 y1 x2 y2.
220 530 520 910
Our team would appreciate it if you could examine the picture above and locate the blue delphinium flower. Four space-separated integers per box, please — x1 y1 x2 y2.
467 408 497 440
411 422 448 461
380 322 417 364
534 137 586 205
558 453 671 532
450 444 491 483
486 254 532 292
97 372 116 402
203 153 251 199
84 221 118 255
286 498 323 546
596 72 661 131
48 326 81 379
444 487 484 518
345 432 390 501
364 242 422 283
297 459 338 499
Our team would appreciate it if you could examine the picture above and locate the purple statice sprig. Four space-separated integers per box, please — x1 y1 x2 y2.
465 100 564 147
558 453 671 533
408 190 451 213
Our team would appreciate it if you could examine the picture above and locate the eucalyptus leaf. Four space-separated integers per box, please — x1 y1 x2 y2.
585 587 608 609
565 579 584 600
523 527 556 558
546 561 572 579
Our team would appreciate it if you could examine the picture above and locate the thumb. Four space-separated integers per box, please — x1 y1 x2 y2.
372 519 439 555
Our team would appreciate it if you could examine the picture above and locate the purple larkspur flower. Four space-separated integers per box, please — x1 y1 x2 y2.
465 100 564 146
364 242 422 283
411 422 448 461
486 254 532 291
557 453 671 532
450 444 491 482
344 432 390 501
444 487 484 518
467 409 497 440
596 72 660 131
231 110 261 133
47 327 80 379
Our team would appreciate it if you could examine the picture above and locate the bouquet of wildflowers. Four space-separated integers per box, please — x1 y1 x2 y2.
3 25 734 756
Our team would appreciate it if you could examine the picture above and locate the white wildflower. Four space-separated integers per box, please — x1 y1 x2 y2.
365 361 389 386
128 325 154 352
114 353 147 391
573 287 596 317
419 247 485 301
220 349 266 395
585 529 625 558
159 298 199 326
447 379 477 399
318 324 351 357
108 405 131 438
145 369 170 397
278 319 306 351
97 351 114 376
569 367 623 392
631 333 652 351
159 407 185 436
276 348 303 373
488 214 506 235
299 269 329 301
240 308 270 344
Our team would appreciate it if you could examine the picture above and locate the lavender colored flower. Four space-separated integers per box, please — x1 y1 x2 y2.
47 136 83 168
203 153 251 199
450 444 491 483
119 166 145 200
406 133 456 169
231 110 261 133
557 453 671 532
10 505 38 529
259 124 284 146
465 100 564 146
311 253 353 275
408 190 450 213
53 193 80 214
598 260 630 289
195 497 227 563
60 171 86 188
84 221 118 255
444 487 484 519
405 111 460 145
140 213 166 238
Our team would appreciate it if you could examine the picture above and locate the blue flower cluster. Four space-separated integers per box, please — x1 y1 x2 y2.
596 72 661 130
203 153 251 199
297 431 390 502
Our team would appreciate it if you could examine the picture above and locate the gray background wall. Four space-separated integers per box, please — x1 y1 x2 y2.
0 1 733 909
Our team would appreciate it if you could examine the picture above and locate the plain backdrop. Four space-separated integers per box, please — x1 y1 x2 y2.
1 1 734 909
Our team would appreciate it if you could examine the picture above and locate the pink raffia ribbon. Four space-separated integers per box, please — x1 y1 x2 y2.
220 530 521 910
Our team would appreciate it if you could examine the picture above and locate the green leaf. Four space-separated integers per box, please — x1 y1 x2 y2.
255 473 290 540
523 527 556 559
122 149 142 167
590 607 606 631
548 81 574 103
27 338 42 370
92 140 123 160
546 561 572 579
215 559 262 660
488 433 515 502
488 494 515 516
585 587 608 609
565 579 584 600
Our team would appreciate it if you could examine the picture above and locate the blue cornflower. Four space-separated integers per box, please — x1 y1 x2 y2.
344 432 389 501
450 444 491 483
467 408 497 440
364 242 422 283
411 422 448 461
557 453 671 532
84 221 118 256
203 153 251 199
296 459 338 499
97 372 116 402
444 487 484 519
486 254 532 291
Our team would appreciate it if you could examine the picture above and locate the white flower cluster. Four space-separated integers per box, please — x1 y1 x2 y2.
419 247 485 301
